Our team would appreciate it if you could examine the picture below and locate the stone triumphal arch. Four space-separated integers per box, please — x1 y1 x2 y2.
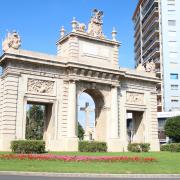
0 10 160 151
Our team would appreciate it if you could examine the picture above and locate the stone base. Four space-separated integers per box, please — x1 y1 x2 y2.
149 139 160 151
46 137 79 152
0 134 15 151
107 138 128 152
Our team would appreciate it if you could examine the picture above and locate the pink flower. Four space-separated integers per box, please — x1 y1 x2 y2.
0 154 157 162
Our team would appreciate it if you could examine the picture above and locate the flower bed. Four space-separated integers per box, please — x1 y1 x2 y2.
0 154 157 162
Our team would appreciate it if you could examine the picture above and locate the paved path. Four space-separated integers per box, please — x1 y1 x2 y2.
0 175 179 180
0 172 180 180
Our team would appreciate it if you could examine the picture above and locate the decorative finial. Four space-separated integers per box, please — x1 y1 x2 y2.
60 26 65 38
71 17 77 32
112 27 117 41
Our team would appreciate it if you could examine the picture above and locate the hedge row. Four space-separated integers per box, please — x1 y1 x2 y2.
11 140 45 154
128 143 150 152
79 141 107 152
160 143 180 152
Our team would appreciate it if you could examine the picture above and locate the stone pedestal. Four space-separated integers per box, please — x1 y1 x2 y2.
107 139 128 152
0 134 15 151
150 139 160 151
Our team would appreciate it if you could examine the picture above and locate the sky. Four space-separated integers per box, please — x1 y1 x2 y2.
0 0 138 129
0 0 138 68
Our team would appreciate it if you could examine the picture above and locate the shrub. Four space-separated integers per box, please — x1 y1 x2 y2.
79 141 107 152
160 144 170 151
161 143 180 152
128 143 150 152
164 116 180 142
139 143 150 152
128 143 141 152
11 140 45 154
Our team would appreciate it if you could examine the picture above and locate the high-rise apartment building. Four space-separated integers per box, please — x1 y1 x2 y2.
133 0 180 113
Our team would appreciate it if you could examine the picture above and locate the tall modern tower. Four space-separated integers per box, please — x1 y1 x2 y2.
133 0 180 113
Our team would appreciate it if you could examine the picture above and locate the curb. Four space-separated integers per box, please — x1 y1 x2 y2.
0 171 180 178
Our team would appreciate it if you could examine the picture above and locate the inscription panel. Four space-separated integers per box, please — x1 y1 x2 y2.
81 41 110 59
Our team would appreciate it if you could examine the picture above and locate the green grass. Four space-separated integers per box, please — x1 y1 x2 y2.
0 152 180 174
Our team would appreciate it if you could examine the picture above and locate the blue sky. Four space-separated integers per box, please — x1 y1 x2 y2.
0 0 138 68
0 0 138 129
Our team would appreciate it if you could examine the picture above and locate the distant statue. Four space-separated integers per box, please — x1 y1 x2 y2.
87 9 105 39
76 22 86 32
136 63 146 72
145 60 155 72
2 31 21 52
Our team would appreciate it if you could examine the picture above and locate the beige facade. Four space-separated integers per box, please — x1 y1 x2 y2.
0 10 160 152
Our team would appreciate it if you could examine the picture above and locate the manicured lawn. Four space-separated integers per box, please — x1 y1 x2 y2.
0 152 180 174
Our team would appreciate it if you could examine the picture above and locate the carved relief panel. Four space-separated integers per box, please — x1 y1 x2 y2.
126 92 144 105
27 78 54 94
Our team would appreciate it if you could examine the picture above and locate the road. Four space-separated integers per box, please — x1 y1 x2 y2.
0 175 179 180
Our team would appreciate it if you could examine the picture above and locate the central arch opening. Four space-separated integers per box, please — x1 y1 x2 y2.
78 89 105 141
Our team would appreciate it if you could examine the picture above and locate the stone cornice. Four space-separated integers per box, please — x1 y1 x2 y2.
56 32 121 47
0 49 160 84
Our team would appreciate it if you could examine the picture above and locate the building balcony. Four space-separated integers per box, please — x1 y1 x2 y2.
158 130 166 142
143 29 159 45
156 82 161 88
142 33 159 51
142 23 159 42
155 68 161 73
134 25 141 38
157 106 162 112
157 101 162 106
135 54 142 63
142 40 159 58
142 0 158 20
143 47 160 63
155 58 160 64
134 15 140 31
156 86 161 94
156 72 161 78
135 46 141 55
134 39 141 51
142 18 159 39
134 31 140 43
142 7 159 30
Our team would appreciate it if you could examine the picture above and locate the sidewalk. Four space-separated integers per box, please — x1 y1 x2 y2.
0 171 180 178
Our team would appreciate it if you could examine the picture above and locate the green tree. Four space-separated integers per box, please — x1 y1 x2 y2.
165 116 180 143
78 122 85 140
26 105 44 140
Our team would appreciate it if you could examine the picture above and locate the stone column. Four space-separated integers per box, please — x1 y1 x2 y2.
68 80 77 138
111 86 119 138
119 88 128 151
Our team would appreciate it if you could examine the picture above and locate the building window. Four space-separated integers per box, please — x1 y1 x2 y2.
168 31 176 39
168 41 177 51
171 99 179 103
168 20 176 26
171 84 179 90
170 73 178 79
169 51 178 59
167 0 175 4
